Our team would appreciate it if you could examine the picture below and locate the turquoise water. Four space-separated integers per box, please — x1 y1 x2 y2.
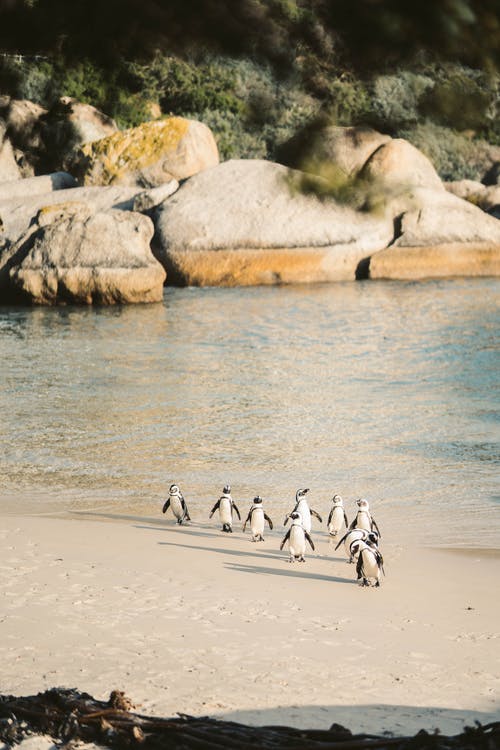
0 278 498 547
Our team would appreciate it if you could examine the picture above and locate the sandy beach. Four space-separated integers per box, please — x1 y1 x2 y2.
1 510 498 737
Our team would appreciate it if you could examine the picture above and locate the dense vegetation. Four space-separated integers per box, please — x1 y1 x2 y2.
1 0 499 180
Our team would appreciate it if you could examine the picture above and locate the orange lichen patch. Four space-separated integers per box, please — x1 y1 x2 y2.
168 247 357 286
369 243 500 280
79 118 190 186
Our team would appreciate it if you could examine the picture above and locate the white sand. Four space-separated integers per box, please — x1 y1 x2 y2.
1 511 499 736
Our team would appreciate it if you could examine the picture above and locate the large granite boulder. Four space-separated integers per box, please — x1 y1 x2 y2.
3 203 165 304
0 184 144 247
360 138 444 191
369 188 500 279
277 124 391 178
154 159 395 285
39 97 119 172
71 117 219 188
278 123 444 196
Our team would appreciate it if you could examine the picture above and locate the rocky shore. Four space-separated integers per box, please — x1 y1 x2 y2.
1 97 499 304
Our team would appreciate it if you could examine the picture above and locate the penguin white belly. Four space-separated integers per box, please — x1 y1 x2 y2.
219 497 233 526
360 547 380 582
356 511 371 531
296 500 311 533
250 508 265 537
328 507 344 536
289 525 306 558
170 496 183 520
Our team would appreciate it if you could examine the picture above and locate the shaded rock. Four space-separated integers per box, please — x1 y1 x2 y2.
0 172 77 202
361 138 444 191
56 96 118 144
277 123 391 178
0 125 21 182
482 161 500 186
154 159 394 285
0 185 143 246
6 206 165 304
39 97 119 172
71 117 219 188
0 97 46 177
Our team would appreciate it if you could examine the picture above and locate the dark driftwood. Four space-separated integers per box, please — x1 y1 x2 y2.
0 689 498 750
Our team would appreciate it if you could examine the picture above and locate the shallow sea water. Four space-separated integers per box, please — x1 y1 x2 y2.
0 279 498 547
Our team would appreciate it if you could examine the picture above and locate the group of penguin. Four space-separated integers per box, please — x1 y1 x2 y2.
162 484 385 587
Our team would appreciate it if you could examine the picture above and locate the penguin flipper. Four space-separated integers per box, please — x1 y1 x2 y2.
162 499 170 514
264 513 273 530
349 518 357 530
327 509 334 525
305 531 315 551
233 503 241 520
372 518 381 538
356 554 364 580
311 509 322 523
283 514 290 526
280 529 291 550
343 512 349 527
209 500 221 517
335 531 349 551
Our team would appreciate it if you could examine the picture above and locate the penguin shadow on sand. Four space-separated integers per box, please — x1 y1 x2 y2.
134 523 224 540
158 538 286 563
225 560 353 584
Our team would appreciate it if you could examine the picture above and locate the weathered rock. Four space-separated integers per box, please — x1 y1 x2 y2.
39 97 120 171
369 188 500 279
132 180 179 212
0 171 77 202
361 138 444 191
0 184 143 246
445 180 500 218
57 96 118 144
71 117 219 188
154 159 395 285
393 189 500 246
0 125 21 182
369 244 500 280
5 206 165 304
445 179 486 201
0 97 46 177
277 124 391 178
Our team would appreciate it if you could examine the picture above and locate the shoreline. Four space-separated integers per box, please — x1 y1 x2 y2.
1 512 499 736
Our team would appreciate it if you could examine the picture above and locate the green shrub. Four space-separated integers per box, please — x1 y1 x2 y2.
400 123 500 182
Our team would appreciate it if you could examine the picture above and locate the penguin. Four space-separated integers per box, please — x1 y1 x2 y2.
335 527 379 563
209 485 241 532
284 488 322 534
242 496 273 542
351 540 385 587
349 498 381 537
280 511 315 562
162 484 191 525
327 494 348 538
